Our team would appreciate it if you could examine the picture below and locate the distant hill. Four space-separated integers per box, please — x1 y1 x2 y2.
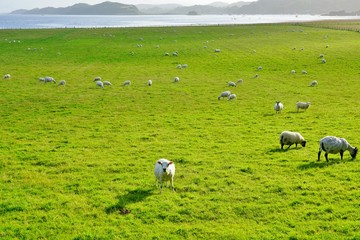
13 1 140 15
232 0 360 15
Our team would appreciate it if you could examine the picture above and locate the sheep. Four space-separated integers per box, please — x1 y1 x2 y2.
218 90 231 100
147 79 152 86
96 80 104 88
253 74 259 78
236 79 243 84
322 58 326 64
38 77 45 82
228 81 237 87
174 76 180 83
318 136 358 162
94 76 101 82
58 80 66 86
3 74 10 79
279 131 307 149
215 49 221 53
44 76 56 84
291 70 296 74
103 81 112 86
172 51 178 56
154 158 175 193
309 80 318 87
257 66 263 71
319 54 324 58
274 101 283 113
181 64 188 69
176 64 182 69
302 70 308 74
164 52 170 56
296 102 310 112
228 93 236 101
123 80 131 86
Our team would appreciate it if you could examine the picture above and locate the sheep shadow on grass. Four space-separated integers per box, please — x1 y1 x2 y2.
298 159 341 170
106 189 153 215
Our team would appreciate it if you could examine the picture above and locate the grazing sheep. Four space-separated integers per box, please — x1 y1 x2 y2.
154 158 175 193
274 101 284 113
236 79 243 84
176 64 182 69
318 136 358 162
296 102 310 112
174 76 180 83
94 76 101 82
96 80 104 88
58 80 66 86
123 80 131 86
215 49 221 52
322 58 326 63
3 74 10 79
38 77 45 82
147 79 152 86
164 52 170 56
257 66 263 70
253 74 259 78
279 131 307 149
228 81 236 87
103 81 112 86
291 70 296 74
45 76 56 84
218 90 231 100
182 64 188 69
228 93 236 101
173 51 178 56
309 80 318 87
302 70 308 74
319 54 324 58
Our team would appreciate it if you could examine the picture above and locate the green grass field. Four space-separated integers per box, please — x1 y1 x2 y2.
0 23 359 239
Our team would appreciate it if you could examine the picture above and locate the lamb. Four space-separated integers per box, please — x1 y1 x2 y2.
279 131 307 149
58 80 66 86
44 76 56 84
274 101 284 113
174 76 180 83
147 79 152 86
218 90 231 100
3 74 10 79
103 81 112 86
296 102 310 112
154 158 175 193
309 80 318 87
228 93 236 101
318 136 358 162
228 81 236 87
96 80 104 88
123 80 131 86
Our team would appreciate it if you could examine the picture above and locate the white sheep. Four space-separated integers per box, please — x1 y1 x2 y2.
215 49 221 52
228 81 237 87
296 102 310 112
182 64 188 69
176 64 182 69
318 136 358 162
174 76 180 83
44 76 56 84
279 131 307 149
123 80 131 86
322 58 326 63
309 80 318 87
257 66 263 70
154 158 175 193
38 77 45 82
228 93 236 101
96 80 104 88
94 76 101 82
103 81 112 86
274 101 283 113
302 70 308 74
147 79 152 86
3 74 10 79
218 90 231 100
291 70 296 74
58 80 66 86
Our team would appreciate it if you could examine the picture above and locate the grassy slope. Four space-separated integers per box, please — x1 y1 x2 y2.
0 24 359 239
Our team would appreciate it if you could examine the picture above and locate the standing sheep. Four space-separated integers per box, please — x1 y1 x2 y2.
123 80 131 86
103 81 112 86
94 76 101 82
228 93 236 101
218 90 231 100
318 136 358 162
3 74 11 79
174 77 180 83
154 159 175 193
96 80 104 88
147 79 152 86
58 80 66 86
228 81 236 87
279 131 307 149
296 102 310 112
45 76 56 84
274 101 284 113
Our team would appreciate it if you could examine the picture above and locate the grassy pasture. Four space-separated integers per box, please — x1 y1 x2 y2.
0 23 359 239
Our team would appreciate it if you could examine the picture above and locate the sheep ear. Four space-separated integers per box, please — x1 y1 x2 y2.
157 161 162 165
168 161 173 165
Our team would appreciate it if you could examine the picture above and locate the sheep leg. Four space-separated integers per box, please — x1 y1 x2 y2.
287 144 292 149
170 177 175 192
317 151 322 161
340 150 344 160
325 152 329 162
281 144 284 150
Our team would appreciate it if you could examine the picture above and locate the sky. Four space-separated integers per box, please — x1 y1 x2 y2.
1 0 255 13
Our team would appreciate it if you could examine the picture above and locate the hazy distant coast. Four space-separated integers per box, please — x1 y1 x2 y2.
10 0 360 16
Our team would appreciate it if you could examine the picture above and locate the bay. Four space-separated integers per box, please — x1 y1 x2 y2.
0 14 359 29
